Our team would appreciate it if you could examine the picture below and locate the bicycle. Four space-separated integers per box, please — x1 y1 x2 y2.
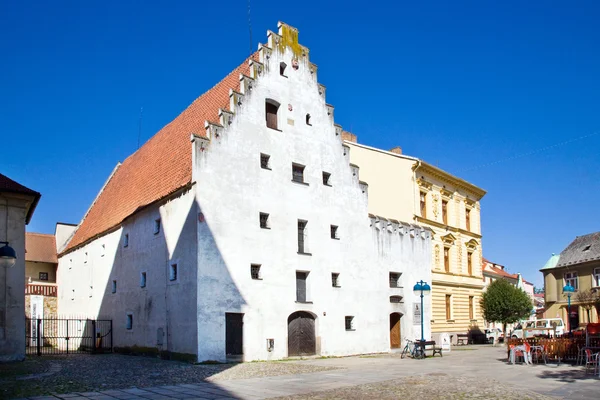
400 339 425 359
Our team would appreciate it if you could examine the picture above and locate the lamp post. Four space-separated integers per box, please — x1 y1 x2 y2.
413 280 431 343
0 241 17 268
562 284 575 334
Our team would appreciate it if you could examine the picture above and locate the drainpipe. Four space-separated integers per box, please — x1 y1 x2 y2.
413 160 422 222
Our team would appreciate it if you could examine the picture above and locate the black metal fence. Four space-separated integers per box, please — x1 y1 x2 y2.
25 317 113 355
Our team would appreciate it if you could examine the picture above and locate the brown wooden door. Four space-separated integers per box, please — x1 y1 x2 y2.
225 313 243 355
390 313 401 349
288 312 316 356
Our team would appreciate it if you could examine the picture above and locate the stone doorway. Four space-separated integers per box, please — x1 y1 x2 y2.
390 313 402 349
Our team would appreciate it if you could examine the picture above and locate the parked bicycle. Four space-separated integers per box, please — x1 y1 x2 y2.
400 339 425 359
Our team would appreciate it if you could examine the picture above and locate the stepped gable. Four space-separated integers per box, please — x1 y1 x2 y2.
64 53 259 253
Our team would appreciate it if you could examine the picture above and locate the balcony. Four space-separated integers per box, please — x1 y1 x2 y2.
25 283 57 297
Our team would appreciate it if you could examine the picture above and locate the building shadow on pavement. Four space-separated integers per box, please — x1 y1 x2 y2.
536 368 600 383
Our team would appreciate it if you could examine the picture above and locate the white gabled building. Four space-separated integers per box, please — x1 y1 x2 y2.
58 22 432 362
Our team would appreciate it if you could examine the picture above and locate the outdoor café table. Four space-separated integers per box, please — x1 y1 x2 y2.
510 344 531 365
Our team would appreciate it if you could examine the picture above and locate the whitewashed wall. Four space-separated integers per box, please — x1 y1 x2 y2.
191 36 431 361
57 189 198 355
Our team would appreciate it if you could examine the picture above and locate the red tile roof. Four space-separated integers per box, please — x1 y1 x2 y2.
64 54 258 253
26 232 57 263
0 173 41 224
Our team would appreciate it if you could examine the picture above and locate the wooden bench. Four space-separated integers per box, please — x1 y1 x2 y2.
456 333 469 346
422 341 443 357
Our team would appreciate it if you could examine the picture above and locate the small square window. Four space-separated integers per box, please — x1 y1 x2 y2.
330 225 339 239
84 252 88 263
259 212 270 229
169 264 178 281
322 172 331 186
124 234 129 248
126 314 133 330
140 272 147 288
112 280 117 294
390 295 403 303
345 316 355 331
389 272 401 288
39 272 49 281
332 273 340 287
251 264 262 280
306 113 311 126
101 244 105 257
154 219 161 235
292 163 305 184
260 153 271 170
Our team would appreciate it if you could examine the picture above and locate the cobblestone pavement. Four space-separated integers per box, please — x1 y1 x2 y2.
3 346 600 400
272 375 552 400
0 354 339 399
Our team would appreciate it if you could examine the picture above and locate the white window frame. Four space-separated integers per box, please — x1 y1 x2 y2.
564 272 579 291
593 268 600 288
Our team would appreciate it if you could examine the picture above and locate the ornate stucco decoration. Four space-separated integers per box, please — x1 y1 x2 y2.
435 244 441 268
432 194 439 219
440 188 453 199
466 239 479 251
441 233 456 246
416 178 433 191
458 240 463 264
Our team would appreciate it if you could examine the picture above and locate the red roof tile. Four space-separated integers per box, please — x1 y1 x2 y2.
26 233 57 263
64 54 258 253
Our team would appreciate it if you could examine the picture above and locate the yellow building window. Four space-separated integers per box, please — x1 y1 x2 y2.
469 296 474 320
445 294 452 320
467 252 473 276
442 200 448 225
466 208 471 231
420 192 427 218
444 247 450 272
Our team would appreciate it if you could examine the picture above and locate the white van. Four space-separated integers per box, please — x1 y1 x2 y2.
511 318 565 339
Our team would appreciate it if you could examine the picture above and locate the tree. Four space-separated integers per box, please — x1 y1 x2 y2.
481 279 532 334
574 289 598 322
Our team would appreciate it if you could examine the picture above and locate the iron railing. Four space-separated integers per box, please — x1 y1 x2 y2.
25 317 112 355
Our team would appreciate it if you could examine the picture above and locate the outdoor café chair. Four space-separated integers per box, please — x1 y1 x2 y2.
584 349 598 374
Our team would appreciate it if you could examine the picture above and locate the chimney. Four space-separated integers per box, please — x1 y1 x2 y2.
389 146 402 155
341 131 357 143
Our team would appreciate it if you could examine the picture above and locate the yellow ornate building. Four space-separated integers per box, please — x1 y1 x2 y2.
345 137 487 343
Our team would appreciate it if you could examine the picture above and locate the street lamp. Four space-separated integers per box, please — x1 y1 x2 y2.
0 241 17 268
413 280 431 343
562 283 575 334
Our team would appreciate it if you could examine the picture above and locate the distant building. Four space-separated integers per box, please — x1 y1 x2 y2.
0 173 40 361
346 139 486 344
541 232 600 329
57 22 433 362
482 258 536 329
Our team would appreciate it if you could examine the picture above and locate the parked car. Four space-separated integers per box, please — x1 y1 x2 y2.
510 318 565 338
484 328 504 343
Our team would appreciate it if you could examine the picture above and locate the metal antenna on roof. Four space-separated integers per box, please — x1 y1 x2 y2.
247 0 253 55
137 107 143 150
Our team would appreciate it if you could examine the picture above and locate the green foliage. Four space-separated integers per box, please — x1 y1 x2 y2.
481 279 532 328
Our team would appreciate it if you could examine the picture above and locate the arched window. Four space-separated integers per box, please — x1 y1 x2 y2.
265 99 280 130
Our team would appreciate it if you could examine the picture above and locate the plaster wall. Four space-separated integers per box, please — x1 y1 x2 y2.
345 143 416 223
55 223 77 253
0 195 28 361
26 261 56 283
57 189 198 356
191 40 431 362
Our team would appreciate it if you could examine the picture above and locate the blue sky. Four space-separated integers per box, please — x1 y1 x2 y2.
1 1 599 287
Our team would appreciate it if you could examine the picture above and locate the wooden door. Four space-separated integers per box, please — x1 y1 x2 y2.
390 313 401 349
225 313 243 355
288 312 316 356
